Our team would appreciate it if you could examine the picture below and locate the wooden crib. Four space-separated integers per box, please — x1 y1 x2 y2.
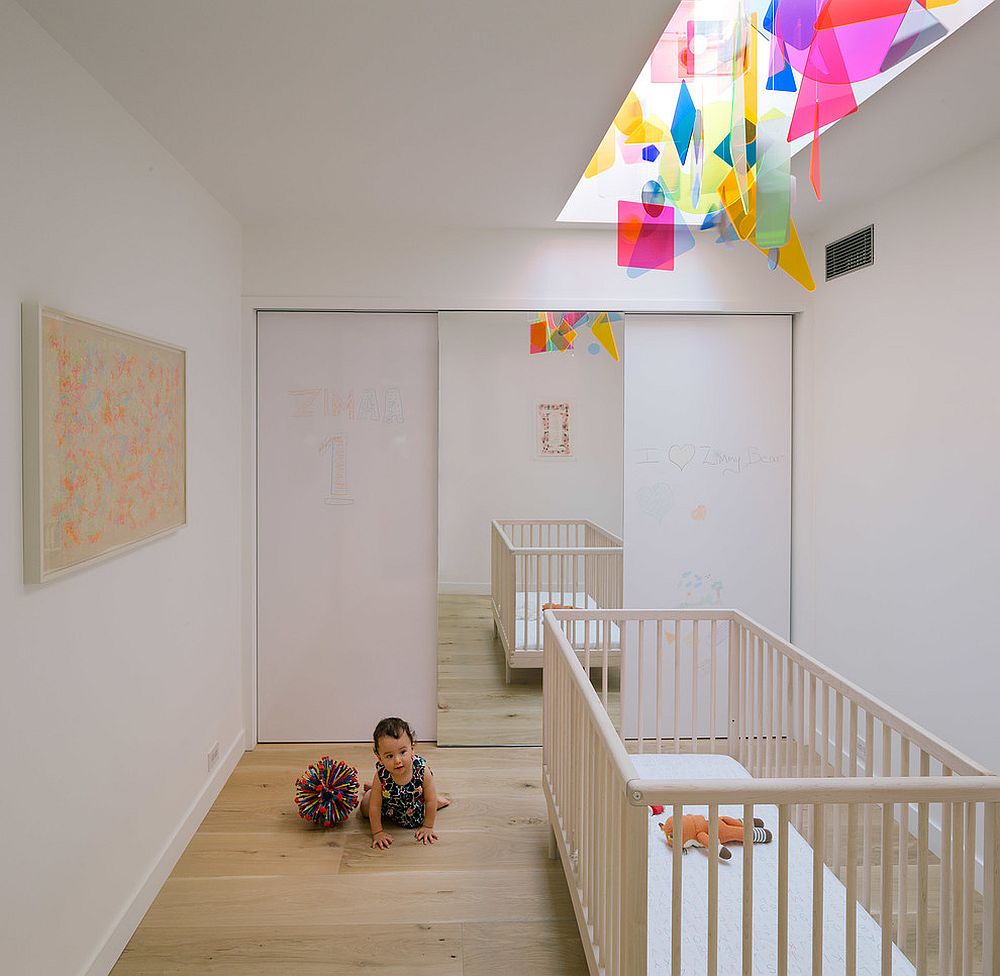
490 519 623 683
542 607 1000 976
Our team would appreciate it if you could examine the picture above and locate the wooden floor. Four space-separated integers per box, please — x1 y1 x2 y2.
437 594 544 745
437 594 619 746
111 742 588 975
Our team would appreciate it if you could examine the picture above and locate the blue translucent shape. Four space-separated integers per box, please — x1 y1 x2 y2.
713 133 757 169
766 58 797 92
768 247 780 270
763 0 777 35
588 342 601 355
642 145 661 162
675 218 697 258
670 80 697 165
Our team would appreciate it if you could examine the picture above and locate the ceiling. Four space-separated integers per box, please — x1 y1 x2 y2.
17 0 1000 233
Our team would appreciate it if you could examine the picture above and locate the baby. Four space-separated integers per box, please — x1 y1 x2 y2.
360 716 450 848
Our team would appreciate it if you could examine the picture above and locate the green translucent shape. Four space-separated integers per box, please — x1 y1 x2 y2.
755 111 791 249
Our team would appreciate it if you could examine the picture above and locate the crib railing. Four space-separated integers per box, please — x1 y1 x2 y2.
543 608 1000 976
490 519 623 656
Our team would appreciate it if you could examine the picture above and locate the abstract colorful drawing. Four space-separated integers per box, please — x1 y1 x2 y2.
560 0 988 288
529 311 622 361
21 306 186 582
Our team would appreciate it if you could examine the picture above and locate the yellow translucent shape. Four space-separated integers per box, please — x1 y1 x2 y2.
584 126 616 179
614 91 644 136
626 121 666 144
744 13 759 126
718 168 757 240
590 313 620 362
762 220 815 291
924 0 959 7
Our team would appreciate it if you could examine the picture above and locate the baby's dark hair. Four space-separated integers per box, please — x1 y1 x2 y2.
372 716 416 752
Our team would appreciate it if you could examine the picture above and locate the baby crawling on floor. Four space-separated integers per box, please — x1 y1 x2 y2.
360 716 450 848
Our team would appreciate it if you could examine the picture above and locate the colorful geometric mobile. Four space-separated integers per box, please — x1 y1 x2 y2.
529 311 622 361
559 0 990 289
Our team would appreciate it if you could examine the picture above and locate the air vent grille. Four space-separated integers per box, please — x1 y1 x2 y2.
825 225 874 281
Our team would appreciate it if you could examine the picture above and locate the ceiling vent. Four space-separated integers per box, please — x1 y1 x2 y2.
825 225 874 281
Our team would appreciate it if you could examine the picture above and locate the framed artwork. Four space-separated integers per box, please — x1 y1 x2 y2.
536 401 573 458
21 304 187 583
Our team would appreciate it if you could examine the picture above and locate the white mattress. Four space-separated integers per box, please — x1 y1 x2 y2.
633 753 915 976
512 591 620 651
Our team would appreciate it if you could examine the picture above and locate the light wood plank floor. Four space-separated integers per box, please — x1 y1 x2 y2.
437 594 619 746
111 743 588 976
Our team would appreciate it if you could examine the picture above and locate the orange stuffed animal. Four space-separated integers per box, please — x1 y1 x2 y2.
660 813 772 861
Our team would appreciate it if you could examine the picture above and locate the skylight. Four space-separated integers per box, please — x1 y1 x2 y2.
559 0 993 288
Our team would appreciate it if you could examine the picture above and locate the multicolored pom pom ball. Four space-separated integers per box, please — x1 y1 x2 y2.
294 757 360 827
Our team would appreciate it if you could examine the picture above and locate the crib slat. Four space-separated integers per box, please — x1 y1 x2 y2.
917 754 929 976
963 802 974 976
775 652 784 776
710 620 718 754
846 803 858 976
727 620 739 761
708 802 719 976
778 803 789 976
673 619 681 754
898 738 910 952
813 803 825 976
637 619 645 752
764 642 773 776
743 802 754 976
863 711 875 911
656 620 664 753
692 620 699 753
672 802 683 976
984 802 1000 976
769 644 778 775
882 801 893 976
834 692 844 876
952 801 963 976
941 777 953 975
756 637 764 777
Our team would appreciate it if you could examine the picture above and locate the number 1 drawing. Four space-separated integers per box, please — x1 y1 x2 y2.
321 435 354 505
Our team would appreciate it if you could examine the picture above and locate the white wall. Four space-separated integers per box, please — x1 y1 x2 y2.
793 135 1000 775
439 312 624 591
0 4 244 975
243 220 810 312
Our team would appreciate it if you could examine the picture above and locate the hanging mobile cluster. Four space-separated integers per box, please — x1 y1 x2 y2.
294 756 360 827
582 0 957 289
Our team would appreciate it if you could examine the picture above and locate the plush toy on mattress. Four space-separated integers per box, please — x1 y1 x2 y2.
542 602 575 611
659 813 773 861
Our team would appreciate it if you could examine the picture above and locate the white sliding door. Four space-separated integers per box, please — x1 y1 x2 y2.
623 314 791 735
257 311 437 742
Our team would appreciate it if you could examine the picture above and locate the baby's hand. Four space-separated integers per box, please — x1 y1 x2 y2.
371 830 392 850
415 826 438 845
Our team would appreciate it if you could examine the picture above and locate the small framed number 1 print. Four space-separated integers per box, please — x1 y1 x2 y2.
536 401 572 458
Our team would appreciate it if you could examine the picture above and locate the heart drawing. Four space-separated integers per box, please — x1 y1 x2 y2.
637 482 674 522
668 444 696 471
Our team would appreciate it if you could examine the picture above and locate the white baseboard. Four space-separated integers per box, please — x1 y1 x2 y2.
81 729 246 976
438 582 490 596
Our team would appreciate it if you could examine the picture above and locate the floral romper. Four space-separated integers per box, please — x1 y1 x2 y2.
376 754 428 829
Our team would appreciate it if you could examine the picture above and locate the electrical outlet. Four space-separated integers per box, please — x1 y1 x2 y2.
207 742 220 773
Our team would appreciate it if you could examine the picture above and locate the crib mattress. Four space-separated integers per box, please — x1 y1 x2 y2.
512 591 620 651
633 753 915 976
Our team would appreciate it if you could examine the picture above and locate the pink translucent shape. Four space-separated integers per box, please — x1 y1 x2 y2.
651 33 691 82
803 17 905 83
621 141 645 164
617 200 675 271
787 36 858 141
